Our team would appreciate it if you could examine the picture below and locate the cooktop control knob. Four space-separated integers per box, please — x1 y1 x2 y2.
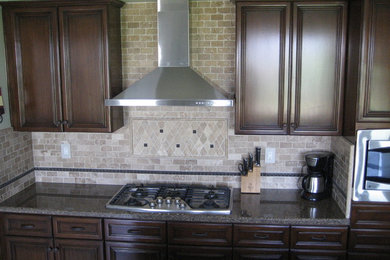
179 202 186 209
156 196 163 204
165 197 172 204
174 197 181 205
149 201 156 207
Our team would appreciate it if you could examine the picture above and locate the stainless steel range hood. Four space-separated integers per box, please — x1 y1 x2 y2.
105 0 233 107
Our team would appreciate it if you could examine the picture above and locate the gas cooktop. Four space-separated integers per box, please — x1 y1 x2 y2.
106 184 232 215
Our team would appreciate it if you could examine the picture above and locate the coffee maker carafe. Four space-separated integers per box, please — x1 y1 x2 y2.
301 151 334 201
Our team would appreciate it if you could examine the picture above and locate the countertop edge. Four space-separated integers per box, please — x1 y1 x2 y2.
0 207 350 226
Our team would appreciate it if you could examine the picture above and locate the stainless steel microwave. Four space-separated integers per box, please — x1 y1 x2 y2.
353 129 390 202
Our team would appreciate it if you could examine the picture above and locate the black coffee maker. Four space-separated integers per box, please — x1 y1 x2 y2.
301 151 334 201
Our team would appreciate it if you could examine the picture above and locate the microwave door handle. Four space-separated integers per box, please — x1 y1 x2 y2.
368 140 390 150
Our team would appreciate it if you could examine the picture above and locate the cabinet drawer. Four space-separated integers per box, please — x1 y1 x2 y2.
168 222 232 246
168 245 232 260
104 219 166 243
233 247 289 260
291 226 348 250
233 224 289 248
53 216 102 240
349 229 390 253
291 249 346 260
351 203 390 229
2 214 52 237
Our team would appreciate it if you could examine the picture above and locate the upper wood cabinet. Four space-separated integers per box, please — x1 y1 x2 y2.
235 1 347 135
2 0 124 132
343 0 390 137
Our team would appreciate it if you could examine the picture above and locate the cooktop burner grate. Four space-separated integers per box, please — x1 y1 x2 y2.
106 184 232 215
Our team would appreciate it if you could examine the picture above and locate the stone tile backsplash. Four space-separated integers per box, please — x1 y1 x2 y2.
0 128 35 201
331 136 355 217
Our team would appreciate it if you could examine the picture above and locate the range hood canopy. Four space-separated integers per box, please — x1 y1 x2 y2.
105 0 234 107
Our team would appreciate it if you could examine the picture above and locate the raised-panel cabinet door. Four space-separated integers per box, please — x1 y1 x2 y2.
168 245 232 260
290 2 347 135
5 236 54 260
59 6 109 132
3 7 62 131
358 0 390 122
54 239 104 260
235 2 290 135
105 241 167 260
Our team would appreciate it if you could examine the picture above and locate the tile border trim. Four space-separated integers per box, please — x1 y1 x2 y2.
0 168 35 190
34 167 301 177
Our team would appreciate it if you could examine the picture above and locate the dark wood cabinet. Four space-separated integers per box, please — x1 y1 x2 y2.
104 219 167 260
168 245 232 260
1 0 123 132
1 214 104 260
343 0 390 137
235 0 347 135
290 249 347 260
106 242 167 260
348 202 390 258
5 236 54 260
54 239 104 260
167 222 233 259
233 247 289 260
104 219 166 243
167 222 233 247
233 224 289 260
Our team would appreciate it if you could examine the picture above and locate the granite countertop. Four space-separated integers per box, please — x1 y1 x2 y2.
0 183 349 226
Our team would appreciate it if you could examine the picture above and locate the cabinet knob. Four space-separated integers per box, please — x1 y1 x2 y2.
47 247 53 252
53 247 59 253
62 120 69 127
290 123 296 129
55 120 62 127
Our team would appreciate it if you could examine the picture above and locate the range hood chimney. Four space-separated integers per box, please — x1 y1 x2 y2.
105 0 234 107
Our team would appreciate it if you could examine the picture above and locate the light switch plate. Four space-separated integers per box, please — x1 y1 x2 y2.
265 147 275 164
61 141 71 159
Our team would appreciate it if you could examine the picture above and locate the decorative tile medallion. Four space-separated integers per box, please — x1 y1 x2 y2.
132 119 227 157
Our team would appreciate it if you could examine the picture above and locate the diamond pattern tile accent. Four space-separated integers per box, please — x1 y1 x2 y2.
132 119 227 157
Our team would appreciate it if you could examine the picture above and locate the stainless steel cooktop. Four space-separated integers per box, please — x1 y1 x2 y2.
106 184 232 215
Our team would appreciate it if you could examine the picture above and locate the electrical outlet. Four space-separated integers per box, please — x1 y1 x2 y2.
61 141 71 159
265 148 275 164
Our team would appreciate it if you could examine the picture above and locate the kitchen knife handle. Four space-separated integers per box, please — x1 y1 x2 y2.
255 147 261 166
248 153 253 171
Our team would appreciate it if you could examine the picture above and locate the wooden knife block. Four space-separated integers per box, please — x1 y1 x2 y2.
241 165 261 193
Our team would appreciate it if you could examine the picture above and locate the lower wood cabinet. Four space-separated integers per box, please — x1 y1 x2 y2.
290 226 348 259
290 249 347 260
105 241 166 260
168 245 232 260
233 247 289 260
54 239 104 260
233 224 289 260
1 214 104 260
348 202 390 259
5 236 54 260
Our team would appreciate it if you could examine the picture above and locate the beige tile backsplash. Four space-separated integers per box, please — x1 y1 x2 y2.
0 128 35 201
